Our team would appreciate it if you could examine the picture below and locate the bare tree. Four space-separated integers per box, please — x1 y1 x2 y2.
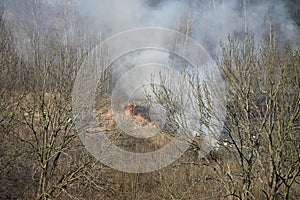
0 6 29 199
148 32 299 200
0 1 110 199
213 34 300 200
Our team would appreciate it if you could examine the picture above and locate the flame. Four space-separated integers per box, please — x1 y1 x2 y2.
121 103 157 127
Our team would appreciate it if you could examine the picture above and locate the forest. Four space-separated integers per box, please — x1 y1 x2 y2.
0 0 299 199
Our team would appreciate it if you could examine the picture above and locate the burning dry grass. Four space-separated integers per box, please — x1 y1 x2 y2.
95 96 171 153
121 102 161 127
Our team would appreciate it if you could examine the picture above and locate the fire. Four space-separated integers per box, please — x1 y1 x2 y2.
123 103 135 116
121 102 161 128
122 103 150 119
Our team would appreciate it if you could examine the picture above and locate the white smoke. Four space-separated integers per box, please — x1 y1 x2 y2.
77 0 299 52
5 0 298 141
76 0 299 140
78 0 188 35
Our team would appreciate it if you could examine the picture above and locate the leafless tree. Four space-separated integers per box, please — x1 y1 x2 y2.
211 34 300 200
0 1 111 199
148 32 299 200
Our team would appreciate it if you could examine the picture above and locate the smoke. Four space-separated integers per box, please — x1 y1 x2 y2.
192 0 299 53
4 0 298 61
76 0 299 140
77 0 299 52
78 0 188 35
4 0 298 140
5 0 299 67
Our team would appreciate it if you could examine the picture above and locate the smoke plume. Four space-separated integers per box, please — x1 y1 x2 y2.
78 0 299 53
76 0 299 142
